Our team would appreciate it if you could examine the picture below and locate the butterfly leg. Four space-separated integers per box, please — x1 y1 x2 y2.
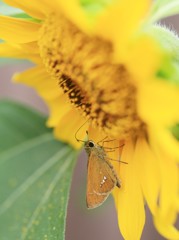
106 157 128 164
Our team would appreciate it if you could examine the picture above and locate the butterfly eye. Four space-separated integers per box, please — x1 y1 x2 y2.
88 141 94 148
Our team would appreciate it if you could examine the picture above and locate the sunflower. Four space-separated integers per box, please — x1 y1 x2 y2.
1 0 179 239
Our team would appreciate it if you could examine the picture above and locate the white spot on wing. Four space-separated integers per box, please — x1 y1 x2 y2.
100 176 107 187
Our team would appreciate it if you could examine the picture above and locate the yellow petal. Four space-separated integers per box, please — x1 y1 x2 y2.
0 42 39 62
46 96 71 127
113 140 145 240
54 108 88 149
4 0 58 19
149 126 179 161
127 35 161 80
14 65 85 148
14 66 72 128
95 0 150 61
154 215 179 240
137 81 179 126
134 137 160 214
13 66 60 99
152 146 179 239
56 0 91 34
18 42 39 54
4 0 52 19
0 15 40 43
157 152 178 220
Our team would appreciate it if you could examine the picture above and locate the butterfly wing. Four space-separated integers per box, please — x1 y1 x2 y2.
86 150 120 209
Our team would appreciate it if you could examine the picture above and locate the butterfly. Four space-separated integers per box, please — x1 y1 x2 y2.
84 139 126 209
75 121 126 208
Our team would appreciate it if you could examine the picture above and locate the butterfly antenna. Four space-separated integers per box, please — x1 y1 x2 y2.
75 119 90 142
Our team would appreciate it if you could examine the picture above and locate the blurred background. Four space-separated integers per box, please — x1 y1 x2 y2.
0 15 179 240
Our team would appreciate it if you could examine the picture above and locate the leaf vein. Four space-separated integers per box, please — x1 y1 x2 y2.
21 154 73 240
0 147 72 215
0 133 54 166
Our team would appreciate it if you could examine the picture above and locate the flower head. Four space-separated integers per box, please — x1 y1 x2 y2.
1 0 179 239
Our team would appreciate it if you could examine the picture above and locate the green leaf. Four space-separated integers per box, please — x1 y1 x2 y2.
149 0 179 23
0 100 78 240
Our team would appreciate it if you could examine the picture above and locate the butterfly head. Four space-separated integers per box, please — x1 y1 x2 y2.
84 140 96 155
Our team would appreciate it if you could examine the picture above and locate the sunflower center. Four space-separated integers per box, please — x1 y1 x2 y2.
38 13 145 139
